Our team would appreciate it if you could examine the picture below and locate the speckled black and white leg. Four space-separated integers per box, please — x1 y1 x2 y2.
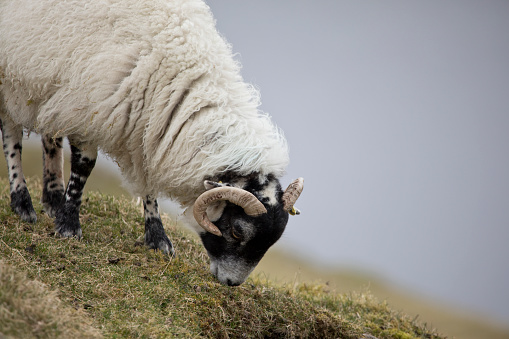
41 135 65 217
143 195 174 256
0 118 37 223
55 144 96 238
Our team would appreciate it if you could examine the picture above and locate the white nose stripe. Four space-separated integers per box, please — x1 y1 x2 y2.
210 257 255 286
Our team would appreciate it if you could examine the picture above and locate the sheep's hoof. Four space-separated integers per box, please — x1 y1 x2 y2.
41 190 64 218
159 238 175 257
146 235 175 257
16 208 37 224
144 221 175 257
10 188 37 223
54 204 82 239
56 227 83 239
42 202 60 219
144 215 175 257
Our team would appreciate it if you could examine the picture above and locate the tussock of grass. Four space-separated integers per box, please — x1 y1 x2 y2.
0 262 101 338
0 177 444 338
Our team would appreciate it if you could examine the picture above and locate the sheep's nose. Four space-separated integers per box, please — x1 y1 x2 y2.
226 279 240 287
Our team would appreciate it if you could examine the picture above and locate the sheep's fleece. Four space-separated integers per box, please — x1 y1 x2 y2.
0 0 289 205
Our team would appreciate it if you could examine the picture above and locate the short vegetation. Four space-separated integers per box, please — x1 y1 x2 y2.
0 177 444 338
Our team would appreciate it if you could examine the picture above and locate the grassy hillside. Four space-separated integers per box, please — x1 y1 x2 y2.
0 177 443 338
255 251 509 339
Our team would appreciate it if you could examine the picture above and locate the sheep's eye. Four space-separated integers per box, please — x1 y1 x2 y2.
231 228 242 240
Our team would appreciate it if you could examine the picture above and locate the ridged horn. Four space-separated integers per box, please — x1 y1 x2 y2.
193 185 267 236
282 178 304 212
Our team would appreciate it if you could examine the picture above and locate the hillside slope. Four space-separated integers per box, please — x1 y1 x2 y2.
0 177 443 338
256 251 509 339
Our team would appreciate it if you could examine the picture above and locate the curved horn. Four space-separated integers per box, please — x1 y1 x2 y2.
282 178 304 212
193 185 267 236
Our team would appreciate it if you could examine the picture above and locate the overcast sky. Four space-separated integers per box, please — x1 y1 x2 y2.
205 0 509 325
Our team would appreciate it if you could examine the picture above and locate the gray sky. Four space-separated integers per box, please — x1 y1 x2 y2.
206 0 509 324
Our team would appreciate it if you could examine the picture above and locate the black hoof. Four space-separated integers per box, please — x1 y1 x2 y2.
10 187 37 223
55 226 82 239
146 234 175 257
55 203 82 239
41 189 64 218
145 218 174 256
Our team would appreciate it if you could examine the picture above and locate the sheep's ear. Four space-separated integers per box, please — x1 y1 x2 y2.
203 180 232 190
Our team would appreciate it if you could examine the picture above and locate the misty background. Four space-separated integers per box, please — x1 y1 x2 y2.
202 0 509 326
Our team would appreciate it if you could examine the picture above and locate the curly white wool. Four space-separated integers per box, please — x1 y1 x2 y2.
0 0 289 205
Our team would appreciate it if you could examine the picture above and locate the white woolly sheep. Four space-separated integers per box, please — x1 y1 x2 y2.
0 0 303 286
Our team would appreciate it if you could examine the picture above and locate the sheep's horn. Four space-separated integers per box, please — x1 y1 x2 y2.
282 178 304 212
193 185 267 236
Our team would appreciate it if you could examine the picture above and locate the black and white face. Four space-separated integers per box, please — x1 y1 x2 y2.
197 175 289 286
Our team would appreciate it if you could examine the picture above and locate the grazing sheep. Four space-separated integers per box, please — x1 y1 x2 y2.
0 0 303 286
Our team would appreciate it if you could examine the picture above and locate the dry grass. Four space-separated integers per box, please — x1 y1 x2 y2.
0 177 444 338
0 261 101 338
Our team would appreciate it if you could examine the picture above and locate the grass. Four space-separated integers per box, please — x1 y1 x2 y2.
0 261 101 338
0 176 444 338
254 252 509 339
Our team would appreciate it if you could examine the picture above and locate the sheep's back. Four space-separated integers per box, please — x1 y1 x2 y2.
0 0 215 134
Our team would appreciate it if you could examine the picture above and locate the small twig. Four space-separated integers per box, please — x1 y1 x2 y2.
159 249 176 276
218 305 227 321
160 236 179 276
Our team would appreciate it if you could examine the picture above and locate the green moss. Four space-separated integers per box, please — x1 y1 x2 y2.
379 329 416 339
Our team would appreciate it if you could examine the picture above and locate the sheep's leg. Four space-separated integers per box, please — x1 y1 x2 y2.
143 195 174 256
0 118 37 223
55 144 96 238
41 135 65 217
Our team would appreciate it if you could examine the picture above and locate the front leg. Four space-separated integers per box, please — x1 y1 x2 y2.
0 118 37 223
41 135 65 217
143 195 174 256
55 144 96 238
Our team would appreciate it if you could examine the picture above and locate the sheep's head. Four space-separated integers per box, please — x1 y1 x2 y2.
192 175 303 286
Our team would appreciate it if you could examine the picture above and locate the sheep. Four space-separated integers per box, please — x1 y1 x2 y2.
0 0 303 286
